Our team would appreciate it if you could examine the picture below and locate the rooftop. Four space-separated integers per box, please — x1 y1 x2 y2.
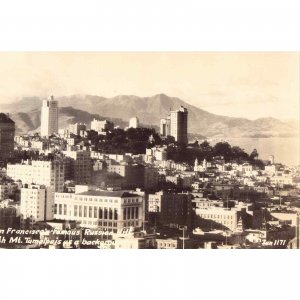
76 190 139 198
0 113 15 124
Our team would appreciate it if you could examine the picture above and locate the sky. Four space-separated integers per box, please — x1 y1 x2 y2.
0 52 298 120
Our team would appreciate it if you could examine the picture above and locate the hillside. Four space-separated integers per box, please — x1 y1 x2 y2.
1 94 298 137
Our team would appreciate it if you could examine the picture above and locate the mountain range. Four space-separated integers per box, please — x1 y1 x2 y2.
1 94 298 138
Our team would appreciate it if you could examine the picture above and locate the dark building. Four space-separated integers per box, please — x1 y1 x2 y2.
148 191 193 230
0 113 15 160
0 205 19 229
170 106 188 145
107 163 145 189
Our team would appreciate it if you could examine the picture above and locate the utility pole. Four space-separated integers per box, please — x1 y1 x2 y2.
297 212 300 249
183 226 185 249
180 225 187 249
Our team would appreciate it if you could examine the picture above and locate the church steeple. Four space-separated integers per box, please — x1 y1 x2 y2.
194 158 199 171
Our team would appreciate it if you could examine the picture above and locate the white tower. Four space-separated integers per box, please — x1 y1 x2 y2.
129 116 139 128
269 155 275 165
194 158 199 172
160 116 171 137
41 96 58 137
202 158 207 170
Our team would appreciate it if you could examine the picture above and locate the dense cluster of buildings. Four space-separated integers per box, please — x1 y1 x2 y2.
0 95 299 249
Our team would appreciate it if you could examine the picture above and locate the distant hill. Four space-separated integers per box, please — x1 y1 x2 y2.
8 107 129 135
1 94 298 137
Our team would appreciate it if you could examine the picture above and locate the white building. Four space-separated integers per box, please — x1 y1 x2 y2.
7 159 65 192
69 123 86 136
196 207 240 231
129 117 139 128
31 140 46 150
160 116 171 137
145 147 167 161
270 175 293 187
54 187 144 231
20 184 54 224
194 201 251 232
113 231 156 249
41 96 59 137
91 119 114 133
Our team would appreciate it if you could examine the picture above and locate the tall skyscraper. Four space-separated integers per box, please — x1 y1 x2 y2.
170 106 188 145
160 116 171 137
0 113 15 160
41 96 58 137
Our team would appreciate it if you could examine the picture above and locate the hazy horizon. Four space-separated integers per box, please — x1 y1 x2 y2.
1 92 298 123
0 52 298 121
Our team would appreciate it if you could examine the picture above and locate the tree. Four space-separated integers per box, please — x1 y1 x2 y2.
162 135 175 145
213 142 232 161
200 140 210 149
250 148 259 160
231 146 249 163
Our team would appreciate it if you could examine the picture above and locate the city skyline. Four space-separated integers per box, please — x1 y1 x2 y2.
1 75 300 250
0 52 299 250
0 52 298 121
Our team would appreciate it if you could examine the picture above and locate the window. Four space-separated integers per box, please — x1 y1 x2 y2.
114 209 118 220
104 208 108 219
79 206 82 217
123 208 126 220
84 206 87 217
74 205 78 217
109 208 113 220
54 204 57 214
135 207 139 219
59 204 62 215
99 208 103 219
94 207 97 218
64 204 67 215
126 207 130 219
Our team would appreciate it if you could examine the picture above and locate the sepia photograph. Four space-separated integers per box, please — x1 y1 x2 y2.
0 52 299 249
1 1 300 300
